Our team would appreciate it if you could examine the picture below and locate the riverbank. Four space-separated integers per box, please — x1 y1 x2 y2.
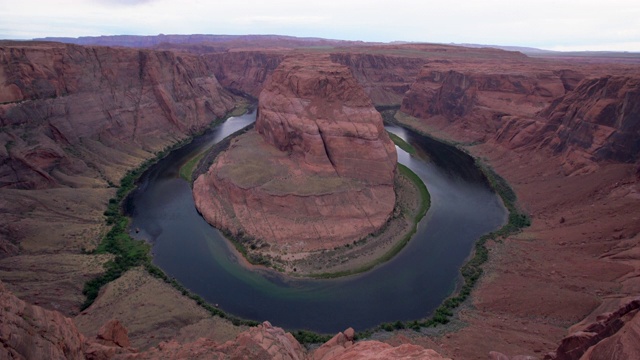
82 103 253 309
179 104 253 182
384 110 640 358
291 164 429 278
122 109 507 335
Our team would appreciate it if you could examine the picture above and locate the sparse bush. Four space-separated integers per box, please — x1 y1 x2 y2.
292 330 332 344
381 322 395 332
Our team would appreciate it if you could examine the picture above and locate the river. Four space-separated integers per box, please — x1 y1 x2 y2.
125 110 507 333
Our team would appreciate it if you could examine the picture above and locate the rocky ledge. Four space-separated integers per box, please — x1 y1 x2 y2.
0 280 449 359
193 55 397 254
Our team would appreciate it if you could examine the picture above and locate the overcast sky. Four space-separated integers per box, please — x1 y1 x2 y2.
1 0 639 51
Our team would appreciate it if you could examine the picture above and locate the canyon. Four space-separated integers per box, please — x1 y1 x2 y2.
0 36 639 359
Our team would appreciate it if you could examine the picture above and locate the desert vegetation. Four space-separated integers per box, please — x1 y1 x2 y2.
387 131 417 155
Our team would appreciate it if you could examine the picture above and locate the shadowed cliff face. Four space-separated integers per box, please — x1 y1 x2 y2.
204 51 286 99
194 55 397 252
399 61 640 173
400 65 568 140
540 76 640 163
204 50 428 107
329 52 427 106
402 70 478 120
491 76 640 174
0 42 236 189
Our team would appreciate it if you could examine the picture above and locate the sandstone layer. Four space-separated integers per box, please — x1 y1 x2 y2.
1 280 450 359
194 56 397 252
205 50 286 98
399 58 640 175
529 76 639 169
0 280 87 359
203 44 544 110
0 41 236 190
400 65 570 143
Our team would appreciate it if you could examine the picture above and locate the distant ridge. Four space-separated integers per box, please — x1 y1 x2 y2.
33 34 370 49
31 34 640 62
455 43 640 60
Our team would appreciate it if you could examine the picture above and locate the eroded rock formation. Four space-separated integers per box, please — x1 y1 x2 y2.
400 64 568 142
492 75 640 175
0 280 87 359
255 55 397 183
0 41 237 316
0 42 236 190
205 51 286 98
328 52 427 106
312 327 450 360
540 76 639 163
194 55 397 252
399 58 640 175
1 280 449 359
546 297 640 360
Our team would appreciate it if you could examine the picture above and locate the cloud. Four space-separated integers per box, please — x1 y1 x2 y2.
1 0 639 51
92 0 156 5
232 15 326 26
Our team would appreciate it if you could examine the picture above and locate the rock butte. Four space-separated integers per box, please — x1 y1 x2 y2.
193 55 397 252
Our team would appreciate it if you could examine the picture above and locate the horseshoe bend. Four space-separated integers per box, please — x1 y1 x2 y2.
0 36 639 360
192 56 408 274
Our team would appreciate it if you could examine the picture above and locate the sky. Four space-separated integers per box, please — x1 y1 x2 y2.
1 0 639 52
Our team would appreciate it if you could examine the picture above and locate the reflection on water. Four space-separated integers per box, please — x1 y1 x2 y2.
125 111 507 333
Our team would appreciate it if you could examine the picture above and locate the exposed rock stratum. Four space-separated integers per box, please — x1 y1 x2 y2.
0 280 449 359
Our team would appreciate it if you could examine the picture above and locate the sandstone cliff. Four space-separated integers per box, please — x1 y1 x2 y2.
0 41 237 315
539 76 640 164
329 52 427 106
255 56 397 183
204 48 428 107
388 52 640 358
0 280 87 359
400 64 569 142
547 297 640 360
0 41 236 190
194 55 397 253
399 58 640 174
492 75 640 174
205 50 286 98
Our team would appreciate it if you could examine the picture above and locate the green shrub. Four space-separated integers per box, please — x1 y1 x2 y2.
292 330 332 344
